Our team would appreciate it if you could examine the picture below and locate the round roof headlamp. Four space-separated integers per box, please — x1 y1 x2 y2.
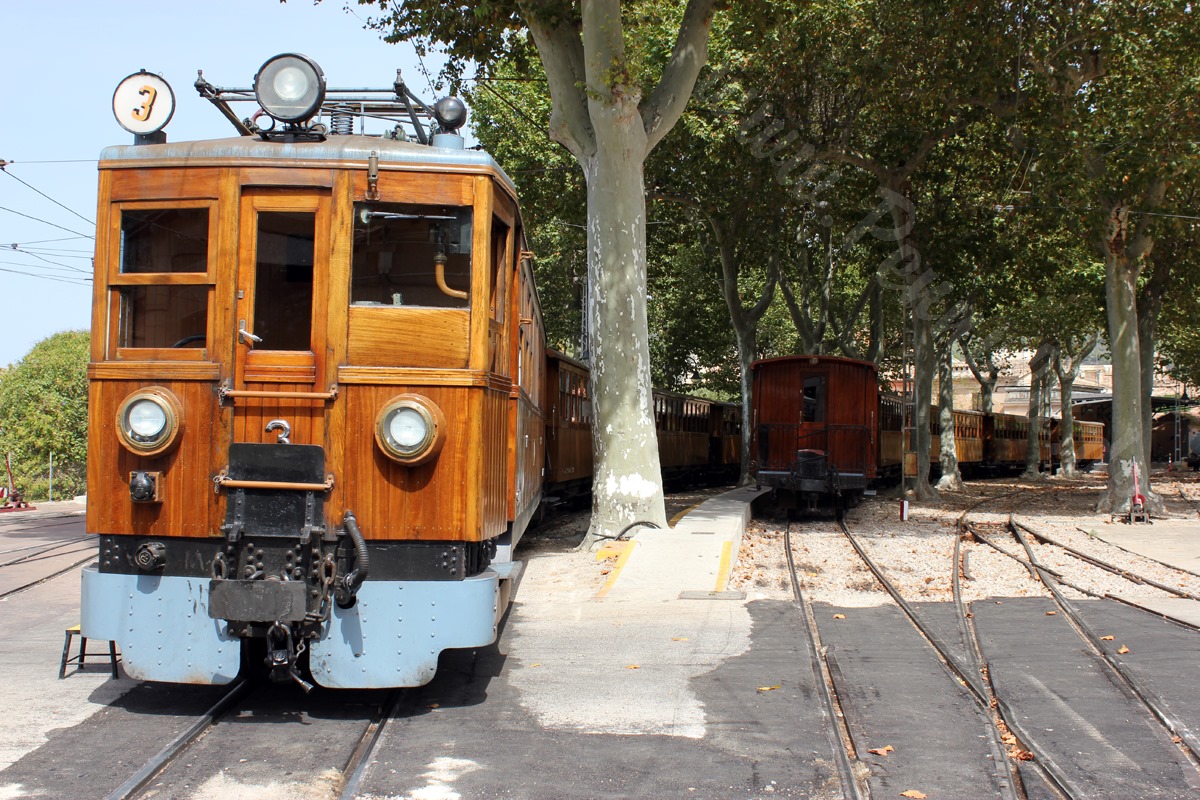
433 97 468 133
254 53 326 124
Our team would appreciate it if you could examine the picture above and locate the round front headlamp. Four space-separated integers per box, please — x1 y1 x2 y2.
375 394 446 466
254 53 326 123
116 387 183 457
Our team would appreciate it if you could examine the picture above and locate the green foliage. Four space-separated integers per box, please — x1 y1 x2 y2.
0 331 90 500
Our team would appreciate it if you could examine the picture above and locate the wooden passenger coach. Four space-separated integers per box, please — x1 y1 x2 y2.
750 355 878 507
81 59 546 689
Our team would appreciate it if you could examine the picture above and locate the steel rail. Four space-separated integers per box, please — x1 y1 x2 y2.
967 524 1200 632
0 553 95 600
1013 519 1200 601
0 535 90 565
1007 518 1200 771
835 519 988 705
782 522 866 800
831 517 1028 800
954 526 1074 800
338 688 407 800
104 679 251 800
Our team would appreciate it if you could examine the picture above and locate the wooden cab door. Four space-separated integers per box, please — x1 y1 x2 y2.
231 189 333 446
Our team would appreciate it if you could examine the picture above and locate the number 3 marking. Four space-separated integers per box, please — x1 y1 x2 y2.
132 86 158 122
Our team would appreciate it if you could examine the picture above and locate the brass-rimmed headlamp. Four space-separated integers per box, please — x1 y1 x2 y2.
254 53 326 124
115 387 183 457
374 394 446 466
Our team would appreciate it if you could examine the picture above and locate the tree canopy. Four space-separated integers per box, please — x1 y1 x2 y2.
0 331 89 500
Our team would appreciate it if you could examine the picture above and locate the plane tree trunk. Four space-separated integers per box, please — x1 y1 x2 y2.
1095 192 1165 515
522 0 718 546
936 342 963 491
1023 343 1054 480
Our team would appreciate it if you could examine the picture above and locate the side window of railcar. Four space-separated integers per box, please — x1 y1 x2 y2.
350 203 471 308
112 207 212 352
802 376 826 423
491 217 508 323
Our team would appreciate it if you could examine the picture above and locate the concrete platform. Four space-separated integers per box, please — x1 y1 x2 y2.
601 485 768 603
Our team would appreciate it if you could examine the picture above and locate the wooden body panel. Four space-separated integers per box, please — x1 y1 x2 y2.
348 307 470 367
87 150 542 546
338 382 477 540
86 377 223 537
507 247 546 522
1076 421 1105 461
544 351 593 486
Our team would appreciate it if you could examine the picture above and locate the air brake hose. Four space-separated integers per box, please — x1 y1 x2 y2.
338 510 369 606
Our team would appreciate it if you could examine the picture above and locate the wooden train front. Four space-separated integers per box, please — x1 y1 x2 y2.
80 136 545 688
750 356 878 509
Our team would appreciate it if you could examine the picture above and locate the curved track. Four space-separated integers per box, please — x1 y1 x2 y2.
783 482 1200 800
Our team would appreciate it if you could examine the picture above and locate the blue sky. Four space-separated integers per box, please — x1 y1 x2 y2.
0 1 450 367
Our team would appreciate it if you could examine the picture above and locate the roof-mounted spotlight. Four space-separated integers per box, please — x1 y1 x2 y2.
254 53 326 125
433 97 468 133
430 97 468 149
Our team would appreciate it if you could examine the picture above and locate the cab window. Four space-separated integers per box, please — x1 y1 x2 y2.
111 205 213 353
351 203 471 308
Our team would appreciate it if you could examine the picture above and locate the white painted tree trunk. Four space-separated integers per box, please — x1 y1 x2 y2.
581 128 669 545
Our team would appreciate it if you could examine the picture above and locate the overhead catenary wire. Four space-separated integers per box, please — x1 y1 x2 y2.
0 265 91 286
0 166 95 227
0 258 92 277
0 205 94 239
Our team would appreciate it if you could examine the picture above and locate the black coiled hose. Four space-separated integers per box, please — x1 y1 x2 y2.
337 510 369 607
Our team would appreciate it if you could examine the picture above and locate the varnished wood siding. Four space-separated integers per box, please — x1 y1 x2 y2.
348 307 469 367
340 383 476 540
481 387 510 539
89 160 535 546
544 353 593 485
507 243 546 522
86 378 222 537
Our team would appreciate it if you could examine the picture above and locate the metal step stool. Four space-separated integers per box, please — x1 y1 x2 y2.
59 624 120 679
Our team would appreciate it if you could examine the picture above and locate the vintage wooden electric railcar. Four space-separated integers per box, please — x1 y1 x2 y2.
751 354 1104 508
82 57 546 689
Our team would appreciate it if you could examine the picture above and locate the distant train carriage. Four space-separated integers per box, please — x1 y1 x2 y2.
543 349 744 503
750 355 878 508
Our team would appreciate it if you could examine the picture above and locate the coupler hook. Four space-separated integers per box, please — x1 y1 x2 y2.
265 621 313 692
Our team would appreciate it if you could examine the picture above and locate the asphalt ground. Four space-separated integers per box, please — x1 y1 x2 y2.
973 597 1200 799
814 603 1011 799
5 492 1200 798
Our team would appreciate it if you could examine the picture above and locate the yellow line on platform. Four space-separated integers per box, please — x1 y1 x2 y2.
714 540 734 592
595 541 637 599
668 501 703 528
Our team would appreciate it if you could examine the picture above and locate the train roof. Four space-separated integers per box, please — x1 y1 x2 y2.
98 134 518 196
751 354 878 372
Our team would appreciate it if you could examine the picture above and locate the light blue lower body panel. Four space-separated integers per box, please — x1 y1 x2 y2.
80 565 240 684
308 569 502 689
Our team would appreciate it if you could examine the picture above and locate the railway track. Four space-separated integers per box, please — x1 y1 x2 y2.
103 681 406 800
0 513 94 600
783 482 1200 800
